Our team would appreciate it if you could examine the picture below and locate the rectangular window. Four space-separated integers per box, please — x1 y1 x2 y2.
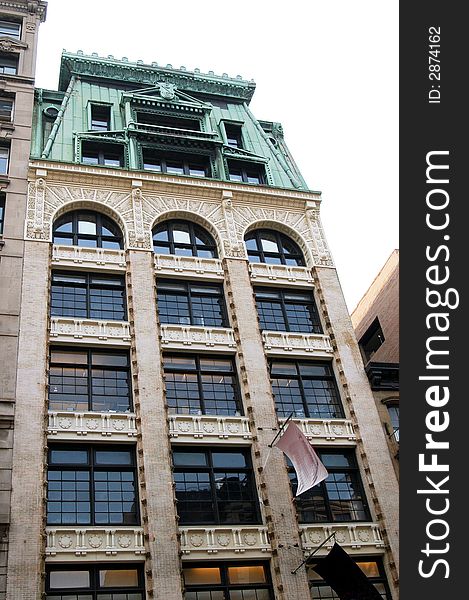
47 445 138 526
0 193 5 234
163 355 242 416
228 160 265 184
183 563 273 600
0 19 21 38
90 104 111 131
308 557 391 599
46 563 145 599
224 123 244 148
136 111 201 131
81 142 124 167
142 149 210 178
270 360 344 419
49 348 131 413
157 280 228 327
358 317 385 362
0 96 13 120
51 271 127 321
173 447 260 525
288 450 370 523
255 287 322 334
0 145 9 174
0 52 18 75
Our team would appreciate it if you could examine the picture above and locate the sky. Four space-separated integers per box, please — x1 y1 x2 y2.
34 0 398 312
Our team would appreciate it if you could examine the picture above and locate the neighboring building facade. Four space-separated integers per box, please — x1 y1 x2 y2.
5 50 399 598
351 250 400 476
0 1 47 597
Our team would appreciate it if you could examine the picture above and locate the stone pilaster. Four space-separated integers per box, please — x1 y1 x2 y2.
224 258 311 600
127 250 183 599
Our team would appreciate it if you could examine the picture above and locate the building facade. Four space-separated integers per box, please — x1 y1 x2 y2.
5 50 398 598
0 2 47 597
351 250 400 477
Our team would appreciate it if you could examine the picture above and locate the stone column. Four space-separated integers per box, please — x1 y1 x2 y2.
127 250 182 599
314 266 399 594
224 258 311 600
6 241 50 599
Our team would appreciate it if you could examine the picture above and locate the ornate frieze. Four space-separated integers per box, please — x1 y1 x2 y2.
48 411 137 441
168 415 251 443
180 526 270 559
279 418 356 445
262 331 333 357
45 527 145 561
299 523 385 555
50 317 131 346
160 324 236 352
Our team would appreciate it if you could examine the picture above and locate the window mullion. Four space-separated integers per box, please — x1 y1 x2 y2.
295 363 310 418
207 452 221 525
86 272 91 318
187 283 195 325
196 357 206 414
88 349 93 411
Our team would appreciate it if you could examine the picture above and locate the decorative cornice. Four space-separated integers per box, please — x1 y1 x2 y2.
0 1 47 20
59 52 256 102
0 37 28 52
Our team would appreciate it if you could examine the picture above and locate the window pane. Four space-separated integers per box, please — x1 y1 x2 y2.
260 234 278 253
94 450 132 465
212 452 247 468
173 451 207 467
172 226 191 244
228 566 266 584
50 449 89 464
50 350 88 365
78 218 97 235
49 570 90 589
183 567 222 585
356 562 380 577
92 353 128 367
99 569 139 587
55 220 73 233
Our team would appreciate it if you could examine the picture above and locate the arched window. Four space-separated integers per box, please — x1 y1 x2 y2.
152 219 217 258
53 210 123 249
244 229 304 266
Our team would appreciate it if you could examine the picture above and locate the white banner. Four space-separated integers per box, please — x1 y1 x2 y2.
275 422 328 496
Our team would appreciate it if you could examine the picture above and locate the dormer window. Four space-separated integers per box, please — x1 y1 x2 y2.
143 149 210 178
136 112 201 131
81 142 124 167
228 160 265 184
0 19 21 39
90 104 111 131
224 123 243 148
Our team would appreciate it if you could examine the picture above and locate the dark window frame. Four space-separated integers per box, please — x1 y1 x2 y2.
163 354 243 416
45 562 145 599
359 317 385 362
0 18 21 39
245 229 305 266
270 360 344 420
49 347 132 413
308 556 392 599
289 449 371 523
53 210 124 249
136 111 202 131
173 446 261 525
142 148 211 178
47 444 139 526
228 159 265 184
157 279 228 328
90 103 112 131
152 219 217 258
0 193 5 234
255 287 322 334
0 143 10 175
0 52 18 75
0 95 14 121
81 141 124 167
51 271 127 321
183 561 274 600
224 122 244 149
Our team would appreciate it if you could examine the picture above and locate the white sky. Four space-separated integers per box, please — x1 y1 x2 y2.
35 0 398 312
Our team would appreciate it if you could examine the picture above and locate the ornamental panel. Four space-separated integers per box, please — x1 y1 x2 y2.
48 411 137 441
52 245 126 271
45 527 145 561
160 324 236 352
262 331 333 358
50 317 131 346
169 415 251 443
279 418 356 446
299 523 385 555
154 253 224 279
248 262 314 287
180 526 270 559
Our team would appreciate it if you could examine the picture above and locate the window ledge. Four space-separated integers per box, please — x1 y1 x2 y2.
180 525 270 559
299 523 385 555
262 330 333 358
169 414 251 444
52 244 126 271
47 411 137 441
49 316 131 347
278 417 356 445
160 323 236 353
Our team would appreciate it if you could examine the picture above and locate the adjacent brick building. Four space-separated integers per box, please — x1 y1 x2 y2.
2 35 398 599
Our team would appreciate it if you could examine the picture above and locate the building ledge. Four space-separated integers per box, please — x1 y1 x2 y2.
50 317 131 346
299 523 385 555
160 324 236 353
169 414 251 444
52 244 126 271
365 362 399 390
249 262 314 287
279 417 356 445
47 411 137 441
154 253 224 280
262 330 333 358
180 525 270 559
